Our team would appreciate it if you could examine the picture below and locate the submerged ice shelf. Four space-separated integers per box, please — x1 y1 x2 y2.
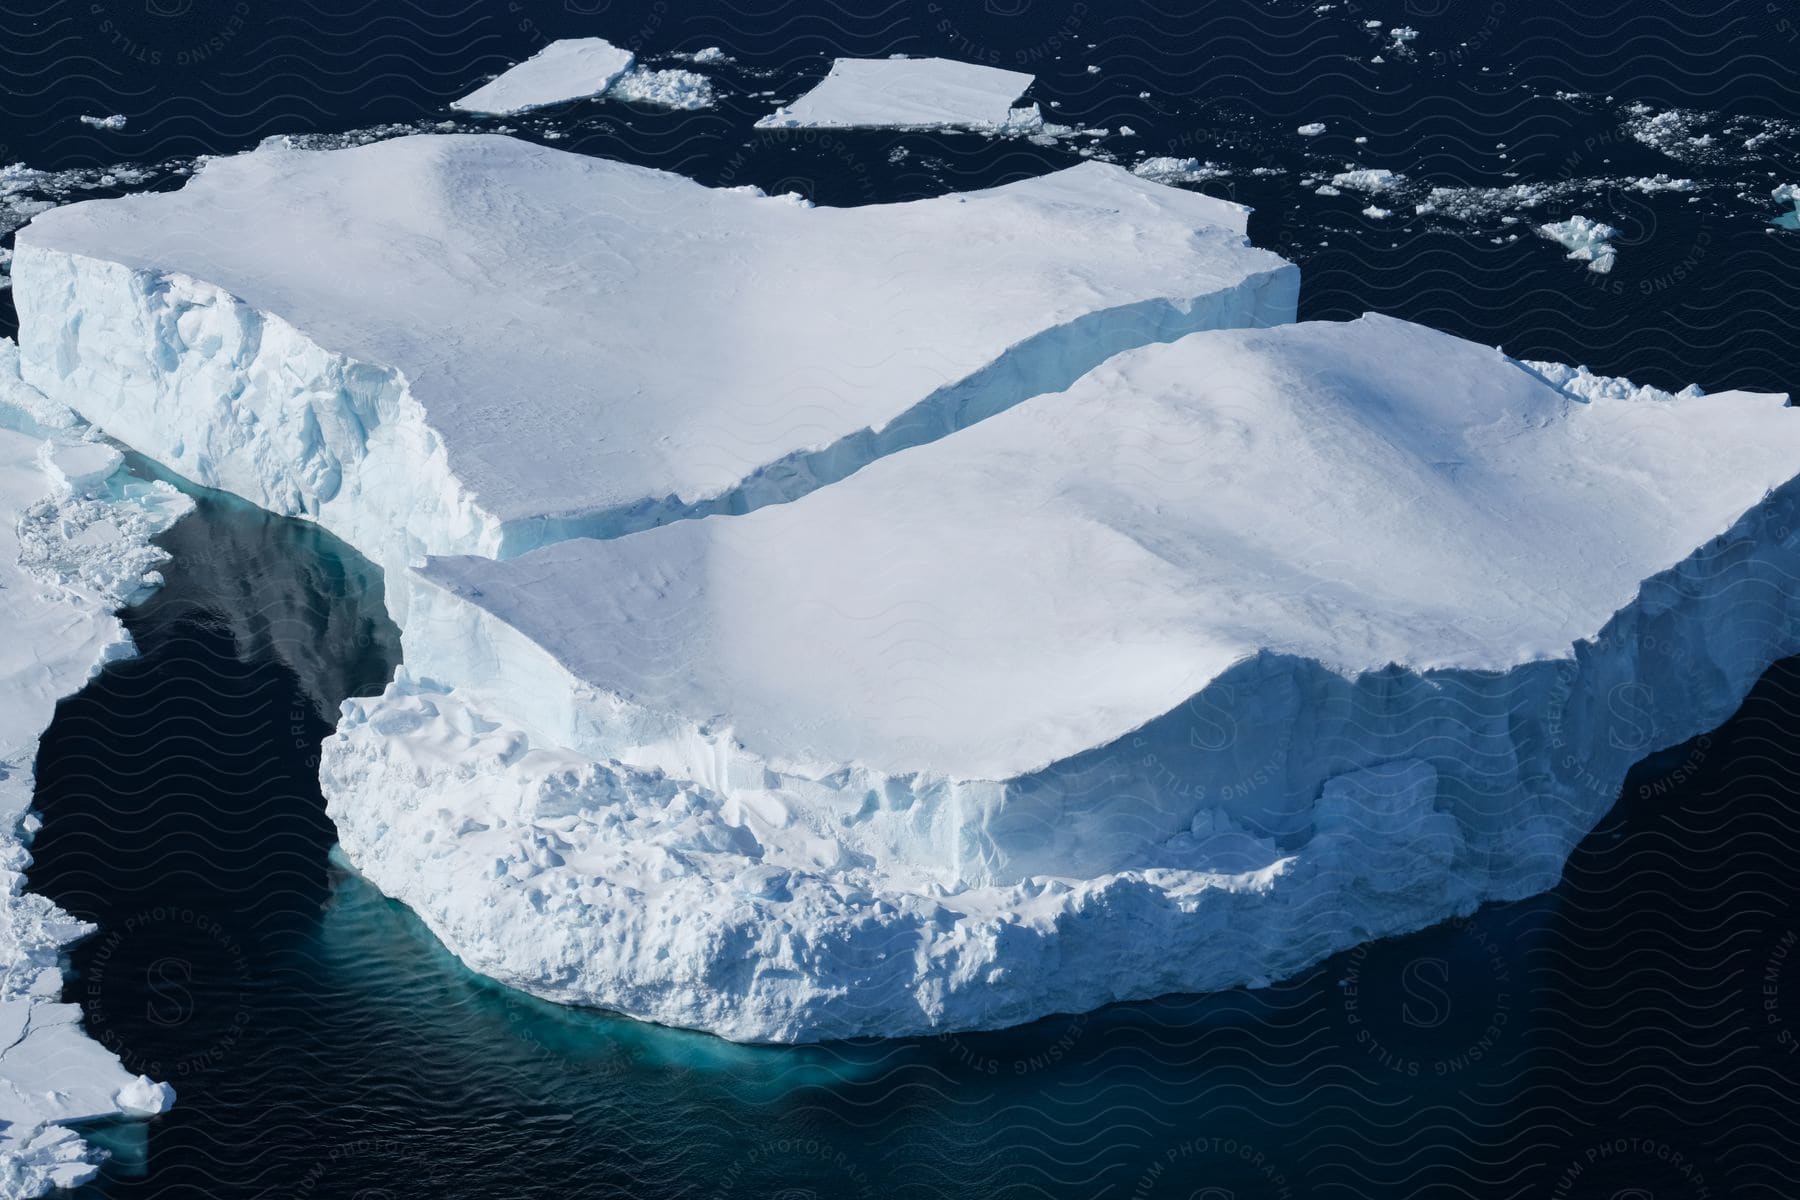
11 133 1294 589
0 344 185 1194
11 130 1800 1045
328 316 1800 1041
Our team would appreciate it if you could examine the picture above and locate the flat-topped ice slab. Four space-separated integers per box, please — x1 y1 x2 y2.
13 134 1296 570
328 314 1800 1039
418 313 1800 788
450 38 636 114
756 56 1034 131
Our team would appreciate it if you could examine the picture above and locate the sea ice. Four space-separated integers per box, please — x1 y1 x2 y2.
755 57 1034 131
450 38 636 115
13 133 1296 580
323 314 1800 1040
0 343 188 1194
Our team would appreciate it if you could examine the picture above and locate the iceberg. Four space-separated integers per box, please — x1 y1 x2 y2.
755 57 1035 132
11 134 1296 585
0 344 188 1193
450 38 636 115
321 315 1800 1041
13 129 1800 1046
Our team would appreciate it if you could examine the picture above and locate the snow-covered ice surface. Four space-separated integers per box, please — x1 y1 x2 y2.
0 343 187 1194
319 314 1800 1042
11 133 1296 580
449 38 635 115
755 57 1034 131
1540 214 1619 272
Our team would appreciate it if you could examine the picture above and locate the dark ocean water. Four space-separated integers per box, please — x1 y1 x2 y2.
7 0 1800 1196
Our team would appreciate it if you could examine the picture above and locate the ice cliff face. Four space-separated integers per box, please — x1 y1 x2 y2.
0 344 185 1193
12 134 1295 609
318 316 1800 1040
13 133 1800 1044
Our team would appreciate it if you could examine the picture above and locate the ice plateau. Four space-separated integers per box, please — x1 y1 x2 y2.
321 315 1800 1041
755 57 1035 132
0 343 186 1194
12 133 1295 600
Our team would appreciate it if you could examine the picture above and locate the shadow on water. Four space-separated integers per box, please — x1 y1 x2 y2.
16 463 1800 1198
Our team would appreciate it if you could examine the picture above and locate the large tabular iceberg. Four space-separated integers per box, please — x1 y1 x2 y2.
0 344 186 1193
326 315 1800 1041
11 134 1296 591
12 131 1800 1045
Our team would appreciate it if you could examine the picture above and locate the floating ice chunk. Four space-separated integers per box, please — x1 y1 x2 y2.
607 66 714 110
1539 214 1618 273
450 38 636 115
755 56 1034 131
332 314 1800 1040
1773 182 1800 230
1131 156 1228 185
13 134 1295 576
113 1076 177 1117
1331 167 1402 192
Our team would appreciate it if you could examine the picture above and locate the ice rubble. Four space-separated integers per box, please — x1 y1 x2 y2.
0 344 186 1193
11 133 1295 587
322 315 1800 1041
450 38 636 115
755 57 1034 132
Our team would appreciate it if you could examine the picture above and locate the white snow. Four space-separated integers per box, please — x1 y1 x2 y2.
607 67 714 111
1540 214 1619 273
755 57 1034 131
12 133 1296 583
450 38 636 115
0 343 189 1193
321 314 1800 1041
77 115 127 131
